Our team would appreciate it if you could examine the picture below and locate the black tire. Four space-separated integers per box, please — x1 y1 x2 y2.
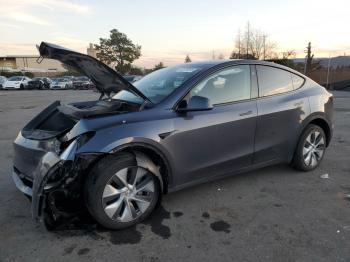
85 153 160 230
20 84 24 89
291 124 327 171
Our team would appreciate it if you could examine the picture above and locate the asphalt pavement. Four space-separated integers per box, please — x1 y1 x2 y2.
0 90 349 262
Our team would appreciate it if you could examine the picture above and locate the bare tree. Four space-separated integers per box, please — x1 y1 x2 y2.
249 28 264 59
218 53 224 60
231 22 276 60
282 50 296 59
236 29 241 58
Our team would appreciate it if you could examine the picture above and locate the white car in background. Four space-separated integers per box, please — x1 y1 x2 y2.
50 78 73 89
0 76 7 89
3 76 31 89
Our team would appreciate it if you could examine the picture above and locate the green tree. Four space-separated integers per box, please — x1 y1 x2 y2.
128 65 144 76
185 55 191 63
95 29 141 74
153 62 165 71
304 42 314 76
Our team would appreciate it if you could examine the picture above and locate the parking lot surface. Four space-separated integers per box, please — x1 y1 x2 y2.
0 90 349 262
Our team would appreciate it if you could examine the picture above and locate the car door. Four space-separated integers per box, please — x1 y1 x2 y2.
165 65 257 186
254 65 309 164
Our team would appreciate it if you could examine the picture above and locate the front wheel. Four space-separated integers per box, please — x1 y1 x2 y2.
85 154 160 229
292 124 327 171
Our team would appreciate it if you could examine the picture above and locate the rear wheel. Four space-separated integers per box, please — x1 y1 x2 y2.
85 154 160 229
292 124 327 171
20 84 24 89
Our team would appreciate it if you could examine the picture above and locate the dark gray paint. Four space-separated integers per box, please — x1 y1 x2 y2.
12 53 334 221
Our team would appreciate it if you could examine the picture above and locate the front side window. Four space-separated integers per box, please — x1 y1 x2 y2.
257 66 294 97
188 65 251 105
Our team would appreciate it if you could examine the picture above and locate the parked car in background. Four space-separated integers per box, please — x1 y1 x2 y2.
0 76 7 89
50 78 73 89
123 75 143 83
3 76 31 89
12 42 333 230
73 76 94 90
27 77 52 89
62 76 75 81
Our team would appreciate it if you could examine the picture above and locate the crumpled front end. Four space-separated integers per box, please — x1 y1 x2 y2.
12 132 101 228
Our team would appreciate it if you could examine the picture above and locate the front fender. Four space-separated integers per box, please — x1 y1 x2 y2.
75 117 174 154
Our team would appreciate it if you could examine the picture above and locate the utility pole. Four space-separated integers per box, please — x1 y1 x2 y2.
246 22 250 59
262 34 267 60
212 50 215 60
237 30 241 59
326 55 332 89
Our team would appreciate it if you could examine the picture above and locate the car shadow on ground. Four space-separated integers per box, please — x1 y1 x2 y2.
49 164 294 244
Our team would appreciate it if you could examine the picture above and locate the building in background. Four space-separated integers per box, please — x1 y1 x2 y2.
0 44 99 77
0 55 66 74
87 43 98 58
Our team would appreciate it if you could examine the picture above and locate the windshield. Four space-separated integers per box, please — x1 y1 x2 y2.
53 78 67 83
74 76 89 81
113 64 203 104
8 76 23 81
32 77 41 81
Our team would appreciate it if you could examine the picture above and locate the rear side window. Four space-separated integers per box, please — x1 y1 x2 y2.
292 74 305 89
257 66 294 97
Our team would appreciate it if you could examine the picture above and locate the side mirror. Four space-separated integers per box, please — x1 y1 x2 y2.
177 96 213 112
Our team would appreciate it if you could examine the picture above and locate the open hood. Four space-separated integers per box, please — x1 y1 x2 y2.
38 42 150 101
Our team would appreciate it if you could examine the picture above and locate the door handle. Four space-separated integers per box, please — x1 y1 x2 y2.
239 110 253 116
294 101 304 107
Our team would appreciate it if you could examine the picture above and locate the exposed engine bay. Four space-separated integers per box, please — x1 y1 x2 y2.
21 99 142 140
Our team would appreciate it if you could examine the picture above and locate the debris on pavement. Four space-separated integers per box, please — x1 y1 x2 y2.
344 193 350 200
320 173 330 179
343 226 350 231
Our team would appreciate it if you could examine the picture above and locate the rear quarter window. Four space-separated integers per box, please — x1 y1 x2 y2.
291 74 305 90
257 65 294 97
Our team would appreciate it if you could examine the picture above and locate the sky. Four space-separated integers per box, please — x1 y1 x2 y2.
0 0 349 68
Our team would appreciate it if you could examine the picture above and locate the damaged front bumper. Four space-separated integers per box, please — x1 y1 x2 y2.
12 137 98 226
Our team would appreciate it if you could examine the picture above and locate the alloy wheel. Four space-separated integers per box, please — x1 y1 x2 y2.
102 166 155 222
302 130 325 167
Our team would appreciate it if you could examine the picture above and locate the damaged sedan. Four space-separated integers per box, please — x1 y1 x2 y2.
12 42 333 230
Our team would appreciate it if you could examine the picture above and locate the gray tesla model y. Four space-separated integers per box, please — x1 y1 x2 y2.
12 42 333 229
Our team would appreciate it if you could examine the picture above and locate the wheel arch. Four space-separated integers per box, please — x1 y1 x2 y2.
109 142 173 194
300 113 332 146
